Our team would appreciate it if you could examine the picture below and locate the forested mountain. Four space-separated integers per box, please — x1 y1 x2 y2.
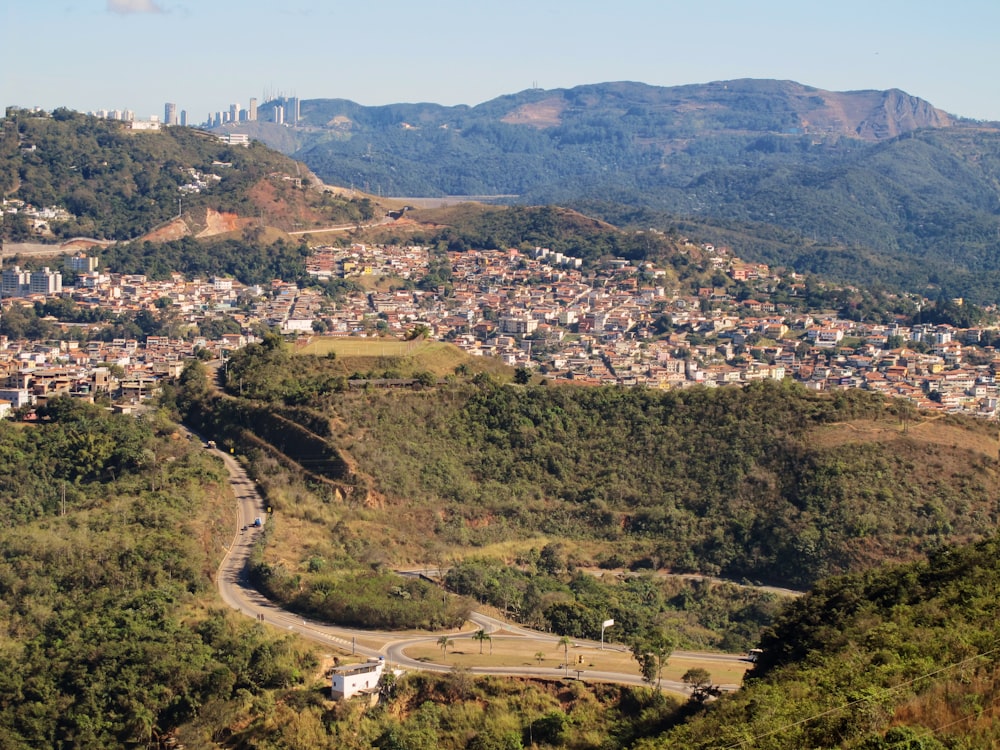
236 80 1000 302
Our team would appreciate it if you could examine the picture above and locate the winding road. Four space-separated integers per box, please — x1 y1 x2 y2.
210 443 748 694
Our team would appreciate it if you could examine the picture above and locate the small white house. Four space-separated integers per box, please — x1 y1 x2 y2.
330 659 384 700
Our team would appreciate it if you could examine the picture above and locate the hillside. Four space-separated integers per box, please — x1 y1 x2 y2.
655 537 1000 748
238 80 1000 303
0 108 379 244
200 341 1000 591
168 353 1000 746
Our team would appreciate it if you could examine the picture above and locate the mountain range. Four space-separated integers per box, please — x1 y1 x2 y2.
226 79 1000 302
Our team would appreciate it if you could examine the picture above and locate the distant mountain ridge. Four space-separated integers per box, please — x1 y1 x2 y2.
224 79 1000 302
483 79 955 139
235 79 962 198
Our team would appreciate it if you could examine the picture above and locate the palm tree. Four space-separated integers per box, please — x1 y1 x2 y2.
472 629 491 655
535 651 545 665
437 635 453 657
557 635 572 676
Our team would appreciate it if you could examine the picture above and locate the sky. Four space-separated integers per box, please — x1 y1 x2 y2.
4 0 1000 123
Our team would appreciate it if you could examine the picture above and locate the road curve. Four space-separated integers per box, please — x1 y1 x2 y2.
210 444 747 693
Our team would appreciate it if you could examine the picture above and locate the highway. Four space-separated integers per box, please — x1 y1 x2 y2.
210 443 748 694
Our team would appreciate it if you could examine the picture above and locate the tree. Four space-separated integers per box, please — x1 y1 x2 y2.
406 324 431 340
413 370 436 388
472 629 491 655
557 635 572 676
631 627 674 691
513 367 531 385
681 667 720 703
437 635 453 657
534 651 545 665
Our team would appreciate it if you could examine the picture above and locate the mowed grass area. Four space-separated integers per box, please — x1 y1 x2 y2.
297 338 434 358
294 337 512 378
403 636 750 688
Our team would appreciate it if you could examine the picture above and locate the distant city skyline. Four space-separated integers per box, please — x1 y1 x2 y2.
4 1 1000 122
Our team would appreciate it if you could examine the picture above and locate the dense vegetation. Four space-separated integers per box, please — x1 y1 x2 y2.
0 398 317 746
0 108 374 242
99 234 314 285
648 537 1000 748
445 557 781 652
209 343 1000 591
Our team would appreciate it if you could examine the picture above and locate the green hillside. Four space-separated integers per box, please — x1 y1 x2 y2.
170 352 1000 747
654 537 1000 748
0 399 317 746
209 341 1000 590
0 107 376 242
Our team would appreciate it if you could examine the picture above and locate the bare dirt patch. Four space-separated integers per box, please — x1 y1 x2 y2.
142 217 190 243
501 96 567 128
196 208 243 238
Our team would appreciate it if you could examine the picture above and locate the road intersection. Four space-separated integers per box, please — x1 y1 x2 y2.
210 443 747 695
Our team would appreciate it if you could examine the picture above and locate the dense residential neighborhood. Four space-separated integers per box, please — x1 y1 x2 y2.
2 237 999 419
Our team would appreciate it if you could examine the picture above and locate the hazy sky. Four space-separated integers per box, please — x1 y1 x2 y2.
4 0 999 123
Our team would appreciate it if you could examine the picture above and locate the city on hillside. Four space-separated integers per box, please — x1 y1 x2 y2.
0 233 997 420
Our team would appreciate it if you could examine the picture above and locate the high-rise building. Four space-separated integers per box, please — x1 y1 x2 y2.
164 102 178 126
66 254 99 273
248 97 258 122
180 110 187 127
230 103 240 123
273 104 284 124
29 267 62 296
1 266 29 297
287 96 300 125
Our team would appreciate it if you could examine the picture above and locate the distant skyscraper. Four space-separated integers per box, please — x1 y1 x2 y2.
230 103 240 123
180 110 187 127
164 102 178 126
287 96 300 125
274 104 284 125
248 97 258 122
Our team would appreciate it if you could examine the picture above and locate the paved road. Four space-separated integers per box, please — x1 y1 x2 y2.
209 444 747 693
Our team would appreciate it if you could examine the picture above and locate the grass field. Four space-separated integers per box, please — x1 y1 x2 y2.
809 416 999 458
296 338 433 358
293 337 512 378
402 636 750 688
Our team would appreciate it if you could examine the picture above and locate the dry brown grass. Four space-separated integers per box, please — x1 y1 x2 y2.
294 337 512 379
807 417 998 459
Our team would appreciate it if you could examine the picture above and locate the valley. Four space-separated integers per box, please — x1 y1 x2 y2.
3 95 1000 747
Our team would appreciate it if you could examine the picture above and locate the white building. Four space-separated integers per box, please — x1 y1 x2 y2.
29 267 63 295
330 659 384 700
